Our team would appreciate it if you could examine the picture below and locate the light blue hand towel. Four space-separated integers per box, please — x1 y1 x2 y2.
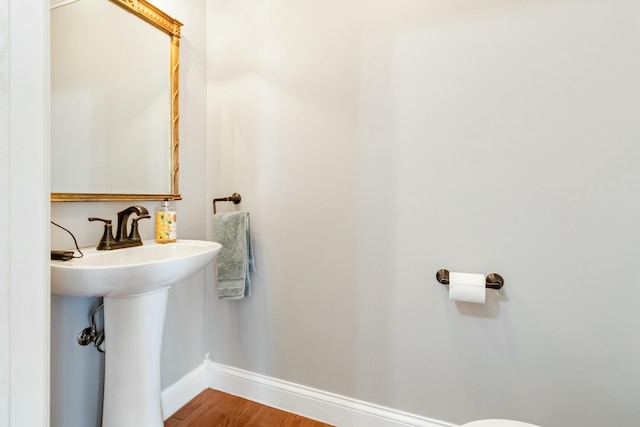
213 211 255 299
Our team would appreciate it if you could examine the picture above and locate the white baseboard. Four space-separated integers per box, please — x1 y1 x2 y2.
161 363 208 419
162 356 457 427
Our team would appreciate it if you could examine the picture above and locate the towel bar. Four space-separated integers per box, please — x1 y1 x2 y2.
436 269 504 289
213 193 242 214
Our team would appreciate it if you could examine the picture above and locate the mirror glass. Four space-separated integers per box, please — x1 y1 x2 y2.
50 0 182 201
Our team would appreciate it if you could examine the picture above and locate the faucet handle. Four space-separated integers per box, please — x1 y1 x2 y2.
88 217 115 250
88 217 111 224
128 214 151 241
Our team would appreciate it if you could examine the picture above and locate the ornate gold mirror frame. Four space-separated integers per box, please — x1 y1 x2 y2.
51 0 183 202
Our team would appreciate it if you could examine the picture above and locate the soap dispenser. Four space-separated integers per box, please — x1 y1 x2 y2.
155 198 177 243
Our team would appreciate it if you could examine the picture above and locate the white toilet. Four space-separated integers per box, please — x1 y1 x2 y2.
462 420 540 427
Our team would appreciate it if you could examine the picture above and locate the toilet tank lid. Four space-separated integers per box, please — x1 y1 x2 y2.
462 420 541 427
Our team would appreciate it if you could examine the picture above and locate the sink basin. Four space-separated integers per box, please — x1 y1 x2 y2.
51 239 221 297
50 239 222 427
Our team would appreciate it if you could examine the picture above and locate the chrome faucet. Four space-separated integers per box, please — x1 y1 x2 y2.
89 205 150 250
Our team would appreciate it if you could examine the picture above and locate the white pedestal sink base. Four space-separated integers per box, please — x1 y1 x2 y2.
50 240 222 426
102 289 169 427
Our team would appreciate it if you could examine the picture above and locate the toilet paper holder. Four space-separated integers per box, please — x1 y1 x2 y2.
436 269 504 289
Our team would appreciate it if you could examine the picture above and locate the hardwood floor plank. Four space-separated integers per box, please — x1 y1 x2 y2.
164 419 181 427
164 389 334 427
246 405 274 427
194 393 241 426
174 391 224 425
170 389 221 422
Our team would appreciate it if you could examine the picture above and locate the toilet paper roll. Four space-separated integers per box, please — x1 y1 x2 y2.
449 272 486 303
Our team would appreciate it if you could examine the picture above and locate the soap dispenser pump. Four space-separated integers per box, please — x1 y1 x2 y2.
155 198 177 243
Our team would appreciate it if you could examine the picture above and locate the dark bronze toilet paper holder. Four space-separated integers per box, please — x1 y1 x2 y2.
436 269 504 289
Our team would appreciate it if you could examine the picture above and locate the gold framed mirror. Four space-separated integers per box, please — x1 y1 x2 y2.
50 0 183 202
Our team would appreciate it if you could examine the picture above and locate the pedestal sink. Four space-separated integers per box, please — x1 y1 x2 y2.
51 239 222 427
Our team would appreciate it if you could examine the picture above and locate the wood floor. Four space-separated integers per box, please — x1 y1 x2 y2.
164 388 335 427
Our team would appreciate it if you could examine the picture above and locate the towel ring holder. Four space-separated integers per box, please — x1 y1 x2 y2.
213 193 242 214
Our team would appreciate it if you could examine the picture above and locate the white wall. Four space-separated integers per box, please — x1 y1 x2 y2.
49 0 208 426
206 1 640 426
0 0 9 419
1 0 50 425
44 0 640 425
